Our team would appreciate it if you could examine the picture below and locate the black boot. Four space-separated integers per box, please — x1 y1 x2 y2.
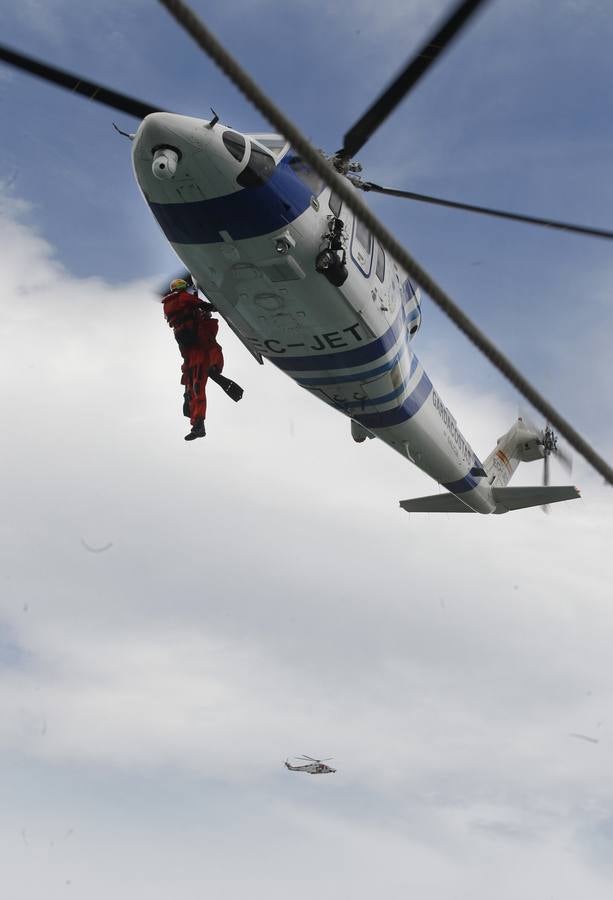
184 419 206 441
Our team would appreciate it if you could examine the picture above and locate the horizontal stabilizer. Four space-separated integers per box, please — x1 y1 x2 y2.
399 493 475 513
399 485 581 514
491 485 580 513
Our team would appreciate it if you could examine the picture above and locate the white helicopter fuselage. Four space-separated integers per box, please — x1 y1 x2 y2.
131 112 501 514
285 761 336 775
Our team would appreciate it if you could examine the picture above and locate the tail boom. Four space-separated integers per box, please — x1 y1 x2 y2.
400 418 580 515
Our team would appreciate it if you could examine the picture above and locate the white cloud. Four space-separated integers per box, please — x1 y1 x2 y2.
1 189 613 898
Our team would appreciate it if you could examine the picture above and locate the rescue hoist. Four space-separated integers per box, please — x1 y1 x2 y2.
315 216 348 287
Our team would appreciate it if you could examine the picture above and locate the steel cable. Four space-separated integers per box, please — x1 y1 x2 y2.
156 0 613 486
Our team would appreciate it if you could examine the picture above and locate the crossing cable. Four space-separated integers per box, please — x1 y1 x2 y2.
156 0 613 486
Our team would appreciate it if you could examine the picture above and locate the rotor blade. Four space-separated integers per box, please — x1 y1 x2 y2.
0 43 164 119
541 453 551 513
360 182 613 242
298 756 334 762
339 0 490 160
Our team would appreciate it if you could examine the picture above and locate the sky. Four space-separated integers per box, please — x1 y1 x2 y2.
1 1 613 897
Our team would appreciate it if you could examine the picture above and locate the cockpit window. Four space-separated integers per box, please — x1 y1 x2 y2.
222 131 246 162
237 141 276 188
288 155 324 196
250 134 288 158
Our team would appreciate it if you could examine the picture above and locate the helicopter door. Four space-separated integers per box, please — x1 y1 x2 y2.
350 215 373 277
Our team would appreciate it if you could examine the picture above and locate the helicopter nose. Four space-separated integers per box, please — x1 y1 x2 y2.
132 111 242 203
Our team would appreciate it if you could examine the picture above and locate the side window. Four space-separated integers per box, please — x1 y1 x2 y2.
329 192 342 217
237 142 276 188
375 245 385 282
351 216 374 277
355 218 372 254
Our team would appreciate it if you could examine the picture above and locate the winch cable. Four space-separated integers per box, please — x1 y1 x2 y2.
155 0 613 486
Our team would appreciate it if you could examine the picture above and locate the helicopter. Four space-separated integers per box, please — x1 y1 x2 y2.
1 0 601 513
285 756 336 776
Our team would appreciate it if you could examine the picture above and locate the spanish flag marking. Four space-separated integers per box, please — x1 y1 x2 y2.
496 449 513 473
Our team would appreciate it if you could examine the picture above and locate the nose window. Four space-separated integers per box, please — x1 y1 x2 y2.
223 130 246 162
237 142 275 188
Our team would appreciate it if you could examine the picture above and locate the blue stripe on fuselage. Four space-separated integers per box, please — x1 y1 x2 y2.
296 356 400 386
148 153 316 245
351 371 433 429
295 344 416 387
272 306 431 426
302 352 420 411
272 309 406 373
442 473 482 493
342 373 409 409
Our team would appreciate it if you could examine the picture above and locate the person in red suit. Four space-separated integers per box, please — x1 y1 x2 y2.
162 278 243 440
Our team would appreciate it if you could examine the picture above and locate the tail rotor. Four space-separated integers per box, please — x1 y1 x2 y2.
539 424 572 512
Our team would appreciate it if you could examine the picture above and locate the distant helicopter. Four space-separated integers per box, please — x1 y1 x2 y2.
285 756 336 775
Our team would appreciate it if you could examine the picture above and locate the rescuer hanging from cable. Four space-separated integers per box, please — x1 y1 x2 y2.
162 278 244 440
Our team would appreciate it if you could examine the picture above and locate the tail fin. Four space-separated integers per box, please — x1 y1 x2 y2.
483 418 540 487
483 416 573 488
